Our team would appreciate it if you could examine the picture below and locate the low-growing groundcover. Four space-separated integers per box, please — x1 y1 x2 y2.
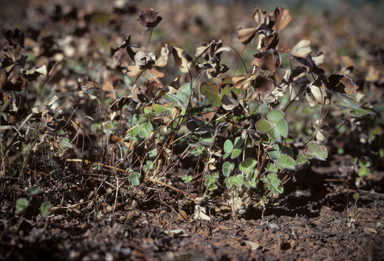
1 0 384 260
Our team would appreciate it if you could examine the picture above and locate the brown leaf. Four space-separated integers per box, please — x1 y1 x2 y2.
124 140 135 150
254 75 275 95
327 74 357 95
252 10 270 28
81 81 101 98
155 44 169 67
237 27 258 45
273 7 292 32
137 8 162 32
222 95 239 111
291 40 311 58
232 74 256 90
252 51 278 72
260 33 279 51
177 210 188 221
172 47 192 73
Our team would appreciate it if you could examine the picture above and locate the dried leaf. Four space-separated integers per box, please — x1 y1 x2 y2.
172 47 192 73
273 7 292 32
137 8 162 33
232 74 256 90
291 40 311 58
177 210 188 221
237 27 258 45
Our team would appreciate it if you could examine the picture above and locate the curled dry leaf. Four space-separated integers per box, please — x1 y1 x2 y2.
237 27 258 45
109 134 123 144
327 74 357 95
252 10 270 29
232 74 256 90
81 81 101 98
291 40 311 58
254 75 275 95
305 78 332 107
273 7 292 33
177 210 188 221
172 47 192 73
137 8 162 33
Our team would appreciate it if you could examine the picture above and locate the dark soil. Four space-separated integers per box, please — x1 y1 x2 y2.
1 164 383 261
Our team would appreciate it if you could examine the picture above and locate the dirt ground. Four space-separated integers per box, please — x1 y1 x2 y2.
1 161 383 261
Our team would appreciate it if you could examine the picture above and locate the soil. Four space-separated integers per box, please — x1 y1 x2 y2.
1 161 383 261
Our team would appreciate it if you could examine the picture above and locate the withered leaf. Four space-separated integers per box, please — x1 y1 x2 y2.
327 74 357 95
137 8 162 33
232 74 256 90
109 134 123 144
237 27 258 45
305 77 332 107
273 7 292 32
291 40 311 58
222 95 239 111
172 47 192 73
254 75 275 95
177 210 188 221
81 81 101 98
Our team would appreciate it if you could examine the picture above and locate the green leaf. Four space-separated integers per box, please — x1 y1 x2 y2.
152 104 167 114
267 109 285 125
182 175 193 183
25 186 42 197
138 122 153 138
256 119 272 133
231 148 242 159
350 108 373 117
163 93 180 103
148 149 158 158
353 193 359 200
40 202 52 218
268 144 280 161
296 154 308 165
358 157 370 167
208 184 218 191
59 137 72 150
276 119 288 138
222 161 235 177
177 83 191 105
279 53 293 69
314 145 327 161
266 163 278 173
128 125 140 137
205 91 221 107
280 146 294 157
199 133 214 146
267 128 282 143
358 167 370 177
233 174 244 187
15 198 29 215
144 160 154 172
240 157 258 174
224 139 233 153
233 136 243 148
220 84 230 100
225 177 235 189
129 172 141 186
277 154 296 170
306 142 319 154
200 82 219 95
